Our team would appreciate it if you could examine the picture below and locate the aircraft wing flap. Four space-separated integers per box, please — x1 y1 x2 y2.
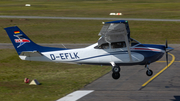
20 51 43 57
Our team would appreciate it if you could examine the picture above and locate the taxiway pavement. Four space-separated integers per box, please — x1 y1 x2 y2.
1 15 180 22
78 44 180 101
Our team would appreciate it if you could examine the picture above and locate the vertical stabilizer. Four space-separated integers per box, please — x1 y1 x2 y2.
4 26 67 55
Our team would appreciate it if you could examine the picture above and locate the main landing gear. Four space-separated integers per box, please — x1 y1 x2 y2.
112 66 121 80
145 64 153 76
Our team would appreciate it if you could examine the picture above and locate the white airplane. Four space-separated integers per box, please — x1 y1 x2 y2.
4 20 173 80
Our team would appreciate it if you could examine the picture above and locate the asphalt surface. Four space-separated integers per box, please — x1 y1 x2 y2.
1 43 180 101
1 15 180 22
78 44 180 101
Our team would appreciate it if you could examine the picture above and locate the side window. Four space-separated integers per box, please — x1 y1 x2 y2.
111 42 126 49
98 43 109 49
95 42 126 49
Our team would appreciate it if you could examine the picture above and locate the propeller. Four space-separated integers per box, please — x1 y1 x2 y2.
165 40 174 65
165 40 168 65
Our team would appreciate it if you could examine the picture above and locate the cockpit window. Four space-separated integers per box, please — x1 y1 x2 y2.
95 41 126 49
111 42 126 48
97 43 109 49
95 38 140 49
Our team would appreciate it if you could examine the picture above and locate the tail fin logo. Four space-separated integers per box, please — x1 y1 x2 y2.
14 31 20 34
14 35 30 48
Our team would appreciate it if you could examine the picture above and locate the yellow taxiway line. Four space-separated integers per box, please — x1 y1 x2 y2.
142 53 175 87
156 61 180 62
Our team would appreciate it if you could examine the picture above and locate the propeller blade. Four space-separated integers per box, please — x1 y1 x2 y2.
165 40 168 65
166 52 168 65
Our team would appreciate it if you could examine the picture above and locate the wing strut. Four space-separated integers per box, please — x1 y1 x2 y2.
124 34 132 62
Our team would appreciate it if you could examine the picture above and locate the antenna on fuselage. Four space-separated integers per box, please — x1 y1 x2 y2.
61 44 67 49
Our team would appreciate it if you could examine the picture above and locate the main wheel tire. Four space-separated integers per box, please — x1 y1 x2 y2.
146 70 153 76
112 66 120 73
112 72 120 80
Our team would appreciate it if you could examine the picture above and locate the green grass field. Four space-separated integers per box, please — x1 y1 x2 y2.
1 0 180 19
0 49 111 101
0 0 180 101
0 19 180 44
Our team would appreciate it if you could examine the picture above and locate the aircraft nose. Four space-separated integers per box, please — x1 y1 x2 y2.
164 40 174 52
165 47 174 52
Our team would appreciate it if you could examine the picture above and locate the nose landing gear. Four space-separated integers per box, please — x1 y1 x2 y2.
112 72 120 80
112 66 121 80
145 65 153 76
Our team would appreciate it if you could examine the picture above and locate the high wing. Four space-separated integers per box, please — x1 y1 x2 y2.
98 20 132 62
98 20 130 47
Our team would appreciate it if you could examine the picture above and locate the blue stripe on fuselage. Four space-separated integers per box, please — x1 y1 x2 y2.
133 44 165 64
72 51 126 62
137 44 165 51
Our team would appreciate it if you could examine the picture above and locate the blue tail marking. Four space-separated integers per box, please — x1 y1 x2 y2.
4 26 68 55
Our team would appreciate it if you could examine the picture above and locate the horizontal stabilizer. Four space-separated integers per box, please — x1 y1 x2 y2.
20 51 43 57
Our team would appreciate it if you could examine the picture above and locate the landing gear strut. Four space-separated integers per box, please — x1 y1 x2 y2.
145 65 153 76
112 66 121 80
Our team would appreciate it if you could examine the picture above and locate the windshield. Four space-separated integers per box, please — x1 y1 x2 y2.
130 38 140 46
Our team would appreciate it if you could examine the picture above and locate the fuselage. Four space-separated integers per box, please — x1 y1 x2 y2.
19 43 166 66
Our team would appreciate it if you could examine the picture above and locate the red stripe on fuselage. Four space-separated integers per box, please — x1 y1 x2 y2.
131 48 161 52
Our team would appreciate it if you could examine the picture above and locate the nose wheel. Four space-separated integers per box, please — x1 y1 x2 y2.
145 65 153 76
112 72 120 80
146 69 153 76
112 66 120 73
112 66 121 80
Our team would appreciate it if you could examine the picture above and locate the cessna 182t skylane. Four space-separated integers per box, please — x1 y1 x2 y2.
4 20 173 80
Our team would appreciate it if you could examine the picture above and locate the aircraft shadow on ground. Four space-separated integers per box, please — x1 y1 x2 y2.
171 96 180 101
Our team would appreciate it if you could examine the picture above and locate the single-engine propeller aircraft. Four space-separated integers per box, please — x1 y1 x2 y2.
4 20 173 80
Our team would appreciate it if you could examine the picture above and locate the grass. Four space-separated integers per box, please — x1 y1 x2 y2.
129 21 180 44
0 18 180 44
0 0 180 19
1 0 180 44
0 49 111 101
